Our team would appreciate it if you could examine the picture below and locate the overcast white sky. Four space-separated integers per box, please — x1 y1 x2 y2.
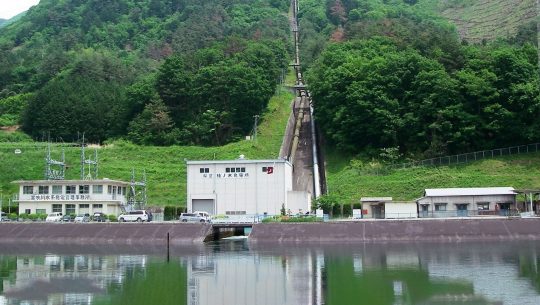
0 0 40 19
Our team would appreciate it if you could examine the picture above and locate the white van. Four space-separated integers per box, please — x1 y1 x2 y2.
0 212 7 221
179 211 211 223
118 210 150 222
46 212 63 222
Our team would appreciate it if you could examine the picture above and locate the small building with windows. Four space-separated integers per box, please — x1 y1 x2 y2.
186 158 310 216
416 187 517 218
13 179 130 216
360 197 417 219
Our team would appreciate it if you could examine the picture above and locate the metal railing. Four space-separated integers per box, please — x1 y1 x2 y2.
387 143 540 171
211 214 264 224
417 209 520 218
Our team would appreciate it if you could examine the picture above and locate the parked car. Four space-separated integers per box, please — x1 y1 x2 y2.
74 214 90 223
179 211 211 223
92 212 107 222
0 212 7 222
118 210 150 222
61 214 75 222
46 212 63 222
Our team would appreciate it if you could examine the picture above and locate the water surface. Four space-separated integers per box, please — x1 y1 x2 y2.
1 241 539 305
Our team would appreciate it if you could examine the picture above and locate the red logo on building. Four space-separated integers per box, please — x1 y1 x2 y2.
267 167 274 174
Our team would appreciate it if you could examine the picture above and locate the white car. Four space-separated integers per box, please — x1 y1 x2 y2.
74 214 90 222
118 210 150 222
179 211 211 223
45 212 63 222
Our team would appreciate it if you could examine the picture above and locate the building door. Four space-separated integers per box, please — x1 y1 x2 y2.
499 202 511 216
372 205 383 219
192 199 215 215
420 205 429 218
456 204 468 217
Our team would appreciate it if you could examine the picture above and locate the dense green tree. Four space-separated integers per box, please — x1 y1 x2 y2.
127 99 180 146
155 55 194 126
192 60 273 135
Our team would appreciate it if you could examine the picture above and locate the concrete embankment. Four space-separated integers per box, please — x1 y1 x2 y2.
0 223 212 246
249 218 540 243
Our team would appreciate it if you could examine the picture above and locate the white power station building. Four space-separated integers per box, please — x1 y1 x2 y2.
186 158 311 216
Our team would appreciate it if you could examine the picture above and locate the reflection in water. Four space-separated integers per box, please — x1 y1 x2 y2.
0 241 539 305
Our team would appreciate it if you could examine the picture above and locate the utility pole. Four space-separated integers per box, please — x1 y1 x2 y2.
253 115 260 141
537 0 539 76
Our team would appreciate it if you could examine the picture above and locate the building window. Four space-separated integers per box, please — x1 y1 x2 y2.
123 187 127 195
66 185 76 194
66 204 76 215
52 185 62 194
93 204 103 209
36 209 46 215
52 204 62 213
23 186 33 194
477 202 490 210
25 209 31 214
92 185 103 194
38 185 49 194
199 168 209 173
262 167 267 172
79 204 89 209
79 185 90 194
225 167 246 173
225 211 247 215
107 185 112 194
435 203 447 211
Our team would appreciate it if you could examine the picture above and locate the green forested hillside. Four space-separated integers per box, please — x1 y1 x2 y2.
299 0 538 158
0 0 291 144
296 0 539 204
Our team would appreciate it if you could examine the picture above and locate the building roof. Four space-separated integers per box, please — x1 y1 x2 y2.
187 159 291 165
424 187 516 197
360 197 392 202
11 179 129 185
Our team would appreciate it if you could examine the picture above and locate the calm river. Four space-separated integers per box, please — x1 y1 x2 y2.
1 241 539 305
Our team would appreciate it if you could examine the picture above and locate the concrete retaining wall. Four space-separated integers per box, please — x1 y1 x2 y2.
249 218 540 243
0 223 212 245
278 99 297 159
2 219 539 246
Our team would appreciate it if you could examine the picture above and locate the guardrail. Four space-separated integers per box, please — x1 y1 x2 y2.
211 214 264 224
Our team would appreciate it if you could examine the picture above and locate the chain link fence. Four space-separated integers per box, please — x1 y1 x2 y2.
387 143 540 171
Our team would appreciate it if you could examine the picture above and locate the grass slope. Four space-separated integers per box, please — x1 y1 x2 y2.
0 82 294 207
326 151 540 204
428 0 537 42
